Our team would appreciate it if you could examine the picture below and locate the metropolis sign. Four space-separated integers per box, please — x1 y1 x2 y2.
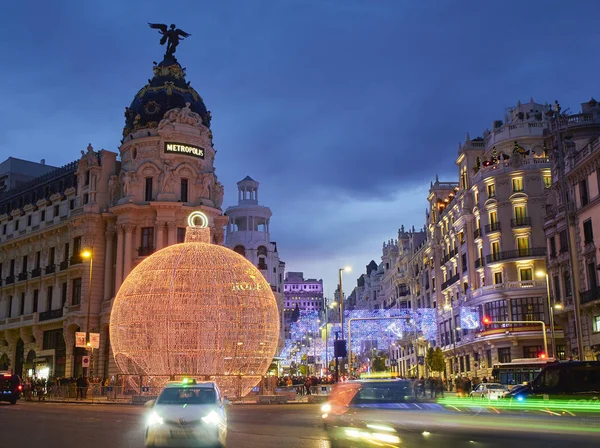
164 142 205 159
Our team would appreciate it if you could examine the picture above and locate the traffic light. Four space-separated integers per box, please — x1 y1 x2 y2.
539 353 547 359
334 339 347 358
482 317 492 325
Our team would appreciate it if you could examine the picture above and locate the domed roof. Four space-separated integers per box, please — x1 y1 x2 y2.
123 54 211 137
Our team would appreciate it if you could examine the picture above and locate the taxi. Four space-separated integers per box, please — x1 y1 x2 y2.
144 378 229 447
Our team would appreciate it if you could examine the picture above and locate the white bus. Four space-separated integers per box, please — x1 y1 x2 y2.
491 358 559 387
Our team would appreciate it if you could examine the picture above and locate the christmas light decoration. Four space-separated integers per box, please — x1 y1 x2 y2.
109 211 280 398
460 307 480 330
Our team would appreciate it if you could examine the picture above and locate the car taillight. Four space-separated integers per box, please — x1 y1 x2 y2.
17 385 22 391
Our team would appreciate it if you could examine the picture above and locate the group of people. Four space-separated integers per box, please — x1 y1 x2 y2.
21 376 116 400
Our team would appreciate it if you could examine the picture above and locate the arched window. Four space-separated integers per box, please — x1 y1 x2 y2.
257 246 268 256
233 245 246 257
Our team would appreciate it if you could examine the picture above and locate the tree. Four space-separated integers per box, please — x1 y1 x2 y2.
431 347 446 376
426 347 435 372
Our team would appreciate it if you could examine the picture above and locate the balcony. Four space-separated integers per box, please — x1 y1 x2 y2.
59 260 69 271
442 249 458 264
44 265 56 275
472 279 546 299
511 217 531 228
475 257 485 269
398 290 410 297
138 246 155 257
484 222 501 233
473 228 482 239
17 272 28 282
441 273 460 290
39 308 64 322
485 247 546 264
31 267 41 278
69 255 82 265
5 275 15 285
580 286 600 305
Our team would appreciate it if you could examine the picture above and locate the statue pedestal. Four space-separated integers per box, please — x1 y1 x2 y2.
157 192 177 201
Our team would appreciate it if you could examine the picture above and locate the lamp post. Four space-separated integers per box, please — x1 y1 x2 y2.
536 270 564 359
81 248 93 377
338 267 351 339
443 301 458 376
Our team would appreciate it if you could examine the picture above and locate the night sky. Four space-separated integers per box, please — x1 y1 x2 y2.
2 0 600 297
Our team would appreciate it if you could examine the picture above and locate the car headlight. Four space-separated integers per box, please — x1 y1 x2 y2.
321 403 331 413
147 411 164 426
202 410 221 425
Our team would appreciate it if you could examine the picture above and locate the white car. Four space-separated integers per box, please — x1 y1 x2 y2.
469 383 508 400
145 379 229 447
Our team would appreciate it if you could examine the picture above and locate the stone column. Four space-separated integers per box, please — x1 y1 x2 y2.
115 226 124 292
167 222 177 246
104 226 115 302
155 222 165 250
123 224 135 280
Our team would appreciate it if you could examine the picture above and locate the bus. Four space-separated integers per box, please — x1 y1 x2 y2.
491 358 559 388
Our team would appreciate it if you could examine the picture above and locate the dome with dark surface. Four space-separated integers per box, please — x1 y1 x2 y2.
123 54 211 137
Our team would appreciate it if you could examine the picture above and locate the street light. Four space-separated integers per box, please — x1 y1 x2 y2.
81 248 94 377
338 266 351 339
536 270 561 359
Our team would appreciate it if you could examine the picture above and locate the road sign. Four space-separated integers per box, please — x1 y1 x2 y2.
82 356 90 368
75 332 87 348
89 332 100 349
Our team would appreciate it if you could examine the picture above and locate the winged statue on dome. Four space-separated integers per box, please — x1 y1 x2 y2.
148 23 191 56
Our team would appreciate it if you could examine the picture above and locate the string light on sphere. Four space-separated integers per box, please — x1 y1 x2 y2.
109 211 280 398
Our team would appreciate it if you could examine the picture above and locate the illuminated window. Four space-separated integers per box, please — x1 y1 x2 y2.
543 175 552 188
519 268 533 281
498 347 511 363
494 272 503 284
512 178 524 192
517 237 530 256
593 315 600 333
180 178 189 203
487 184 496 198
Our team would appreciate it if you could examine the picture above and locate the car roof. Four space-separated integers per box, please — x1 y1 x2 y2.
163 380 217 389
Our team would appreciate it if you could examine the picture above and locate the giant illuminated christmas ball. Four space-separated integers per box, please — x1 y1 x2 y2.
109 211 280 398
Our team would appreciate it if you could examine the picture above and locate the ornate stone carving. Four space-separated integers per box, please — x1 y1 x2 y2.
158 103 203 129
159 160 176 194
80 143 100 167
212 181 224 209
122 172 132 197
108 175 119 205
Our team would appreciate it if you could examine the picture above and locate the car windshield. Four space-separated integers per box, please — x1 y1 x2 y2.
487 384 504 389
351 381 422 404
157 387 216 405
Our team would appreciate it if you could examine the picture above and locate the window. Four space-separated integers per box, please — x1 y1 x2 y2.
584 219 594 244
71 278 82 305
549 236 557 258
512 177 524 192
49 247 55 265
233 245 246 257
177 227 186 243
46 286 53 312
2 224 5 235
180 178 188 202
35 251 41 269
587 262 598 291
33 289 39 313
498 347 511 363
543 175 552 188
27 215 32 226
594 315 600 333
54 205 59 217
61 282 68 307
523 346 543 359
514 205 526 220
63 243 69 262
486 349 492 368
140 227 154 255
14 219 19 231
41 210 45 221
489 211 497 224
512 297 545 322
85 170 90 186
73 236 82 259
145 177 153 201
564 271 572 298
465 354 471 371
553 276 561 300
20 292 25 315
517 236 530 255
559 229 568 252
70 199 75 210
8 296 12 318
580 179 589 206
487 184 496 198
83 193 89 205
484 299 508 323
21 255 28 274
490 241 500 261
520 268 533 281
461 253 467 272
494 272 503 284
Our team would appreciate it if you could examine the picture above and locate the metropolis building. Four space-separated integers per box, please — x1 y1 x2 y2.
0 49 280 379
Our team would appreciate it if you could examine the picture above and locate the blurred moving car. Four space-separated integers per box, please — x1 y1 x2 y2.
469 383 508 400
0 372 22 405
144 379 229 447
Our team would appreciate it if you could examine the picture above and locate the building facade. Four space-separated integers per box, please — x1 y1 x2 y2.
283 272 323 338
0 51 229 379
224 176 286 347
544 98 600 361
0 157 57 194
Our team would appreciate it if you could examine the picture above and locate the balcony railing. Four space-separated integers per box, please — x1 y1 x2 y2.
45 265 56 275
442 249 458 264
475 257 485 269
5 275 15 285
31 267 41 278
484 222 501 233
580 286 600 305
473 228 482 239
39 308 64 322
441 273 460 290
59 260 69 271
17 272 28 282
485 247 546 264
511 217 531 228
138 246 155 257
70 255 82 265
